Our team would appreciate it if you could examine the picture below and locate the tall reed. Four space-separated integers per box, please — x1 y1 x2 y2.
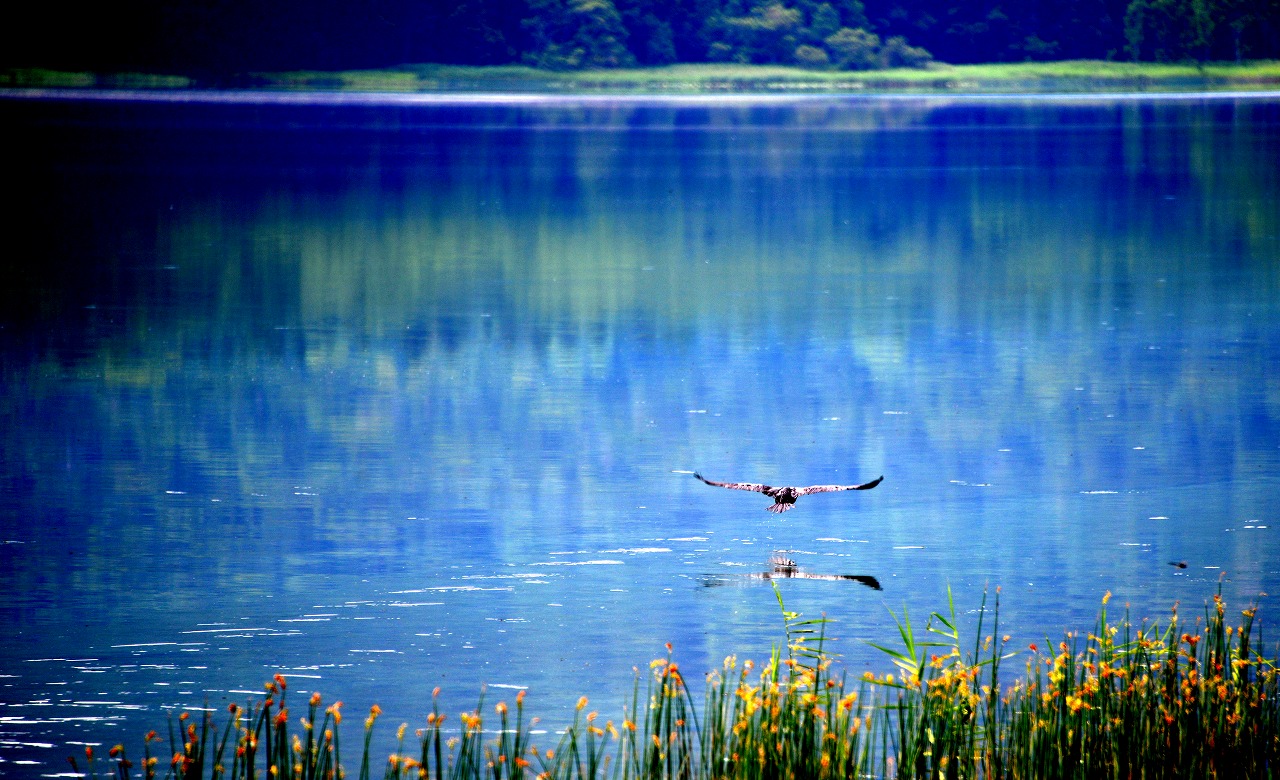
78 582 1278 779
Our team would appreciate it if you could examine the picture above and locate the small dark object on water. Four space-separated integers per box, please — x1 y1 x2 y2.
1169 561 1188 569
694 472 883 513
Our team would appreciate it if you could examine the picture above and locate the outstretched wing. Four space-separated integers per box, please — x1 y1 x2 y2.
694 472 775 495
795 475 883 495
788 572 883 590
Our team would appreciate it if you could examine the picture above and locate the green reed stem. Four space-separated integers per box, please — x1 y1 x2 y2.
100 583 1280 780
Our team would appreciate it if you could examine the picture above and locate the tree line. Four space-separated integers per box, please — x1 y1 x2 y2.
4 0 1277 76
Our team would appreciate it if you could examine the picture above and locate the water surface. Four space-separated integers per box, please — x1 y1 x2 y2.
1 93 1278 773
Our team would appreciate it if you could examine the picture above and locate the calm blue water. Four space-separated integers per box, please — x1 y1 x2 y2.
2 92 1278 775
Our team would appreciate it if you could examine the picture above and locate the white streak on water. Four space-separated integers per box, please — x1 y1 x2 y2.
10 89 1280 109
390 586 513 593
527 560 623 566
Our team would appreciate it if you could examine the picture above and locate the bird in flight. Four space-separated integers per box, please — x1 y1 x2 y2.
693 472 883 513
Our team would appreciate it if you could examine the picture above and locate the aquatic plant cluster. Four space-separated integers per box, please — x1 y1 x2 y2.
75 585 1278 779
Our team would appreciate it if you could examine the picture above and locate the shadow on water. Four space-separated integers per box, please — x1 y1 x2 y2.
702 554 884 591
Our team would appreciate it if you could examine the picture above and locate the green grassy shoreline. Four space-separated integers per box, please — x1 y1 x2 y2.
5 60 1280 96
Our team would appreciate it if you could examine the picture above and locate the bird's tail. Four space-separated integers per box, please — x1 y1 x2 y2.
767 502 793 514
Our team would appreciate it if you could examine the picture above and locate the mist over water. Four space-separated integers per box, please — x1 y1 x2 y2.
2 94 1278 773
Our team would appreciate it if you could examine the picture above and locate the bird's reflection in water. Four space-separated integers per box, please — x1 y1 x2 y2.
702 554 882 591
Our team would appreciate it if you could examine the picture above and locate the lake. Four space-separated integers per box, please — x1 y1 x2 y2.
1 91 1278 774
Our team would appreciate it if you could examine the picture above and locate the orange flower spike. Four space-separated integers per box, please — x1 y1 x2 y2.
516 689 527 706
496 702 508 716
432 686 441 698
576 696 588 711
274 674 288 690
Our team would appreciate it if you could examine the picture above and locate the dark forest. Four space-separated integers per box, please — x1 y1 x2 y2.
4 0 1278 76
